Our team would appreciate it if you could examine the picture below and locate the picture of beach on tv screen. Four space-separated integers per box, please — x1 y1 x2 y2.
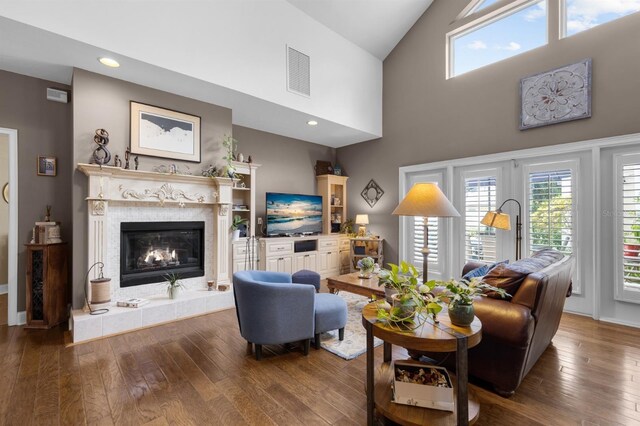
266 193 323 235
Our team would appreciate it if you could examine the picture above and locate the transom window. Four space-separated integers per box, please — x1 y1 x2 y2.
563 0 640 37
449 0 547 77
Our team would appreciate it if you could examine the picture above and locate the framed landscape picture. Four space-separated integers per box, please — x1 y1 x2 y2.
37 156 57 176
130 101 201 163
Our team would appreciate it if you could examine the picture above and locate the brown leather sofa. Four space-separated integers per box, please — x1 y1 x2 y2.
421 250 574 396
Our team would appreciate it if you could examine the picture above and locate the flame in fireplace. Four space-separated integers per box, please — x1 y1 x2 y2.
138 246 180 269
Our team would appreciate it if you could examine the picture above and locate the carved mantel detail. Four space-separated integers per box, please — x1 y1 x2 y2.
219 205 229 216
120 183 208 205
92 200 107 216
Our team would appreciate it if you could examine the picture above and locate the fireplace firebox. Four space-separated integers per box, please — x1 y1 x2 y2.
120 221 205 287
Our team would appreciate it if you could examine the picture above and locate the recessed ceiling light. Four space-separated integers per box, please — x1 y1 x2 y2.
307 120 318 126
98 57 120 68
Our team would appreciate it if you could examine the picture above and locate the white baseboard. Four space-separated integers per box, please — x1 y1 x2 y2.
0 284 7 295
17 311 26 325
598 316 640 329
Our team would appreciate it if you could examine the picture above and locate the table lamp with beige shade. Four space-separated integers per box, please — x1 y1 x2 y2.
355 214 369 237
481 198 522 260
392 183 460 282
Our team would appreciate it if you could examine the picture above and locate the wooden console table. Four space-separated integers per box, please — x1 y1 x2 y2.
361 302 482 426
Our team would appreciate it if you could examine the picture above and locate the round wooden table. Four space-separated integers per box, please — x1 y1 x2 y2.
361 302 482 426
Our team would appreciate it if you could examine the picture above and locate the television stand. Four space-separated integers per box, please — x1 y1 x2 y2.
258 234 350 278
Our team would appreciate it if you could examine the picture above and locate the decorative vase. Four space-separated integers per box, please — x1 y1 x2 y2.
384 286 398 304
448 303 474 326
232 229 241 241
359 267 374 279
168 286 180 299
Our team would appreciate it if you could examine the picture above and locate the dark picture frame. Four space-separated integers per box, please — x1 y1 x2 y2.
37 156 57 177
130 101 201 163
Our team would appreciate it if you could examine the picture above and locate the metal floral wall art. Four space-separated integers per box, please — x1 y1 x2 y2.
361 179 384 208
520 58 592 130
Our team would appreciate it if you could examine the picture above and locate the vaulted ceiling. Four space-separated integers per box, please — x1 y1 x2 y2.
0 0 433 147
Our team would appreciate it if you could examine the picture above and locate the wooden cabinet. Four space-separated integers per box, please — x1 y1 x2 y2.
266 256 293 274
294 253 317 272
232 240 259 273
316 174 349 234
25 243 68 329
350 238 384 271
260 235 347 278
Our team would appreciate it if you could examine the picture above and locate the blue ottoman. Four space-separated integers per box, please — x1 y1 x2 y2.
292 269 321 293
314 293 347 349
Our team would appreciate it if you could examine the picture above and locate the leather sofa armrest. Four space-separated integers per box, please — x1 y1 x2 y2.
511 275 542 311
473 297 535 346
462 261 487 277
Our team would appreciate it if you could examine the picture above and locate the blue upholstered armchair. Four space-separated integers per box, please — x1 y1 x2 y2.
233 270 315 360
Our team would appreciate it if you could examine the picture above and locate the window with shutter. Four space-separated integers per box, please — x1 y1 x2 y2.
464 176 497 263
615 154 640 303
412 216 438 266
528 169 574 256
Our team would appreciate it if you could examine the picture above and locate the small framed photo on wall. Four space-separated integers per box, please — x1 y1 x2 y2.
37 156 57 177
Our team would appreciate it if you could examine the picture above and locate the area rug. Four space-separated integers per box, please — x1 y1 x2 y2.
319 292 383 360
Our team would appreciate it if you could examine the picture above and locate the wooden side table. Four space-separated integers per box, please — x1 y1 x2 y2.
25 242 68 329
361 302 482 426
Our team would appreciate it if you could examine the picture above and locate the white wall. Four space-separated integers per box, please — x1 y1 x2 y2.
0 0 382 140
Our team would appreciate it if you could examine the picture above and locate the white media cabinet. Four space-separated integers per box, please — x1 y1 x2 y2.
257 234 350 278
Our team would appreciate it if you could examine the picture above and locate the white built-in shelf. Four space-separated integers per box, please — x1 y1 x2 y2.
233 187 251 191
233 209 251 212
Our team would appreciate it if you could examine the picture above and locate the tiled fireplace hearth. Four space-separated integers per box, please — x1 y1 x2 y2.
72 164 235 343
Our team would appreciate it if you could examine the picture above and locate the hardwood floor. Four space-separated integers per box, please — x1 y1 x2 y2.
0 310 638 425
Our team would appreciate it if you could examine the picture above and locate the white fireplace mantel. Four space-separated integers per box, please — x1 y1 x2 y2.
72 163 237 343
77 162 234 292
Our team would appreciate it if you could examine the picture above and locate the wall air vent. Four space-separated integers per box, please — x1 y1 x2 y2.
287 46 310 97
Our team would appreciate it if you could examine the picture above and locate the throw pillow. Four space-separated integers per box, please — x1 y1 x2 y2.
483 264 527 299
462 260 509 280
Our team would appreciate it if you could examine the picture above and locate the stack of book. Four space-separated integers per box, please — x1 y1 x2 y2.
31 222 62 244
116 298 149 308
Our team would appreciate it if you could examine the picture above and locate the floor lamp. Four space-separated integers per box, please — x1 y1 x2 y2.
481 198 522 260
393 183 460 283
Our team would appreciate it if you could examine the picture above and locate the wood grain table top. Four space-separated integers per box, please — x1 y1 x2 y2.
326 272 385 298
361 302 482 353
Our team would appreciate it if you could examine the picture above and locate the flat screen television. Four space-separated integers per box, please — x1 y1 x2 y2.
266 192 323 236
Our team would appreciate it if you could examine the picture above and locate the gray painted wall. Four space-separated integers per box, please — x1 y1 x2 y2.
337 0 640 265
72 69 232 308
0 70 72 311
232 125 335 235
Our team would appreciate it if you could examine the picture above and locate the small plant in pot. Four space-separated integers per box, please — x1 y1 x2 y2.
165 272 185 300
231 215 248 241
376 261 442 328
357 256 375 278
437 277 509 326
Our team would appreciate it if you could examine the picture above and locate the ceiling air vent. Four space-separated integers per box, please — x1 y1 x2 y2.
287 46 310 97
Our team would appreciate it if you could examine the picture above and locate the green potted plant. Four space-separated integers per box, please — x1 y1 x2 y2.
436 277 509 326
231 215 248 241
376 261 442 327
218 134 237 178
165 272 185 299
357 256 375 278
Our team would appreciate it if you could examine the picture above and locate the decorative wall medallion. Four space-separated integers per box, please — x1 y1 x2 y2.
361 179 384 208
121 183 205 205
92 200 106 216
219 205 229 216
520 58 592 130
